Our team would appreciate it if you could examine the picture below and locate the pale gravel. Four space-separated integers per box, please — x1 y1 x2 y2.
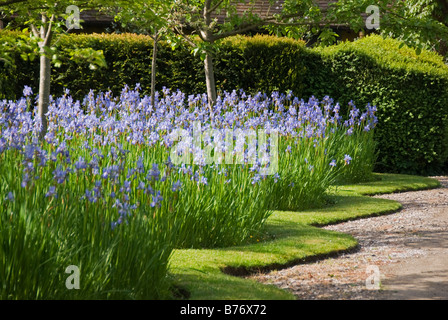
248 176 448 300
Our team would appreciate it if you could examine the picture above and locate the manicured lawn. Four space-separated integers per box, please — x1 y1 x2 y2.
333 173 441 195
168 173 440 300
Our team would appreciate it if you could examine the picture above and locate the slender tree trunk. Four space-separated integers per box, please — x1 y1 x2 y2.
204 50 217 107
38 46 51 140
151 29 158 108
34 14 53 141
202 1 217 108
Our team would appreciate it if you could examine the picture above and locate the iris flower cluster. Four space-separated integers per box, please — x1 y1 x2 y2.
0 85 377 231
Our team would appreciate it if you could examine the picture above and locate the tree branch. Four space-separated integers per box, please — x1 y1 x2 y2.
174 25 197 47
213 23 263 40
204 0 212 16
42 13 54 47
30 23 39 38
204 0 212 26
209 0 224 14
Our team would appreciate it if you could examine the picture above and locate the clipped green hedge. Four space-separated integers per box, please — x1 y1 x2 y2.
214 35 309 94
1 32 448 174
0 31 38 100
315 36 448 174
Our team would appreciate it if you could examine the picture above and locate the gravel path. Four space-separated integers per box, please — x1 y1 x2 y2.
249 176 448 300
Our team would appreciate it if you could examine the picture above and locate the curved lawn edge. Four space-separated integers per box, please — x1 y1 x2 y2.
167 173 441 300
332 173 441 196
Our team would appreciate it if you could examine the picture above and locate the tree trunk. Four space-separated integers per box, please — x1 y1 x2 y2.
38 46 51 140
204 50 217 107
202 0 217 107
31 14 54 140
36 15 53 141
151 30 158 108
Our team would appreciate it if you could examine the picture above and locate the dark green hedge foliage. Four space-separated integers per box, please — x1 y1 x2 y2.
1 32 448 175
316 37 448 175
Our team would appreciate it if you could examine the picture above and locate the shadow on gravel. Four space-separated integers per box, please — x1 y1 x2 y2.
378 267 448 300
